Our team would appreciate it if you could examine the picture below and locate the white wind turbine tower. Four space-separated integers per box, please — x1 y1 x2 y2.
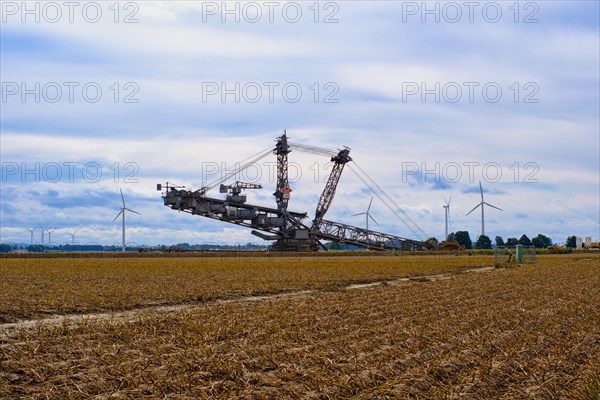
443 197 452 240
37 224 45 246
466 181 503 238
113 189 140 252
26 227 36 246
46 229 56 246
352 197 378 236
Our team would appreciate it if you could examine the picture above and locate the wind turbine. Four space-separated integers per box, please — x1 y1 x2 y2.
113 189 140 252
443 197 451 240
352 197 379 235
466 181 503 238
46 229 56 246
26 227 36 246
67 229 78 249
37 224 45 246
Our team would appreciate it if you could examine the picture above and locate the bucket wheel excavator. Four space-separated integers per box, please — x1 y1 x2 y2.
158 131 430 251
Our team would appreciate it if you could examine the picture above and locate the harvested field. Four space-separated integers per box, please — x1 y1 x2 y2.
0 254 490 323
1 254 598 399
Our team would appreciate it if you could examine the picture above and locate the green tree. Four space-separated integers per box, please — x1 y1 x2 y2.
565 236 577 248
518 234 532 246
506 237 518 247
474 235 492 249
532 234 552 248
495 236 505 247
0 244 12 253
27 244 45 253
446 232 455 242
454 231 473 249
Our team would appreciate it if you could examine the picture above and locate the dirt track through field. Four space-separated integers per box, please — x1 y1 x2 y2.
0 266 495 338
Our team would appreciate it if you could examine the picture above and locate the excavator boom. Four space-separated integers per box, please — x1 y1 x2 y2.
312 148 352 230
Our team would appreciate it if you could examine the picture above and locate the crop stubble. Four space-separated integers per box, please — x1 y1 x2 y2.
0 255 489 323
0 254 598 399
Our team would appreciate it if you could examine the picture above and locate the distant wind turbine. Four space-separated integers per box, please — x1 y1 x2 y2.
67 229 78 249
352 197 379 235
113 189 140 252
443 197 452 240
46 229 56 246
26 227 36 246
37 224 45 246
466 181 503 238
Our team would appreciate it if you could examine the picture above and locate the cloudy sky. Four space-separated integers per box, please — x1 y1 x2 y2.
1 1 598 247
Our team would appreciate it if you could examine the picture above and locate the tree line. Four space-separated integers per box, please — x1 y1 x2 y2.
437 232 554 250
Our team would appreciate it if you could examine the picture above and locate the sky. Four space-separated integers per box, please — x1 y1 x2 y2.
1 0 599 247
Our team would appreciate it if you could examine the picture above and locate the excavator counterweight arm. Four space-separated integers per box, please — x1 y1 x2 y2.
312 148 352 230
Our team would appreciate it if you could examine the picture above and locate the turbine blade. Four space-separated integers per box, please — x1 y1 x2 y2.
448 196 452 205
368 214 379 226
126 208 141 215
484 202 503 211
466 203 481 216
113 209 124 222
120 189 125 207
367 197 373 212
479 181 484 202
351 212 366 217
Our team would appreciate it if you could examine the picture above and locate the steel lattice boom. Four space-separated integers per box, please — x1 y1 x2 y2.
312 147 352 231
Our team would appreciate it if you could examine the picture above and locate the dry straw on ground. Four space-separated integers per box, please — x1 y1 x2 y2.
0 254 487 323
1 254 598 399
